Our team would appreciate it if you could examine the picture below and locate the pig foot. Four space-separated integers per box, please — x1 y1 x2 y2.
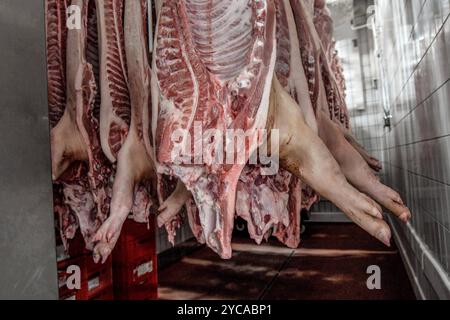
344 132 382 172
320 114 411 224
92 214 126 264
354 167 411 223
157 180 191 228
270 77 390 246
372 182 411 223
333 186 391 246
352 143 382 172
92 134 144 262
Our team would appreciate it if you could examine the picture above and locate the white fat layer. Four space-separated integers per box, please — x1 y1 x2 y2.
282 0 318 133
150 70 160 161
247 29 276 160
155 0 163 16
179 33 199 136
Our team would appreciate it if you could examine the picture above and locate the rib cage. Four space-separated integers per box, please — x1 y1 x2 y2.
155 0 275 139
154 0 277 258
46 0 68 128
96 0 131 160
184 0 255 82
103 0 130 124
87 1 101 121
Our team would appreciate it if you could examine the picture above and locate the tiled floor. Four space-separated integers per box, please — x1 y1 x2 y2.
158 223 416 300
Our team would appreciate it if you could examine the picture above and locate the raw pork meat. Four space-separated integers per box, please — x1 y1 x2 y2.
236 165 301 248
46 0 69 128
96 0 131 162
47 0 110 249
46 0 77 244
46 0 108 247
235 0 321 249
153 0 276 258
293 0 411 226
93 0 158 263
44 0 412 260
274 0 319 212
312 0 382 171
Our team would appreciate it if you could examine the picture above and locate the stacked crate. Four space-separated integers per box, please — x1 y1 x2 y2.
112 217 158 300
56 231 114 300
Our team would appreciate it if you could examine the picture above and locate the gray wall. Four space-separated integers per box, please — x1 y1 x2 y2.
0 0 58 299
376 0 450 299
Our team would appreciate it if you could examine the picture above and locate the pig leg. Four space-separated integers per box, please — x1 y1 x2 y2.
318 112 411 223
343 130 382 172
93 0 157 263
271 78 391 246
157 180 191 228
93 131 153 263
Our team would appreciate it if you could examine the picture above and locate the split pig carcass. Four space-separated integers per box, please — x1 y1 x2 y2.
45 0 411 261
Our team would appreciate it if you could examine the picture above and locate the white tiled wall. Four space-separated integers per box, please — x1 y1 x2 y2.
376 0 450 297
327 0 450 297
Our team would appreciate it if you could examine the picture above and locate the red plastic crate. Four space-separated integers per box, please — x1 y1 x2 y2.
113 258 158 300
61 286 114 301
114 283 157 300
113 254 157 287
55 230 90 263
90 286 114 300
58 255 113 300
114 232 156 265
67 231 91 258
112 218 158 300
118 217 156 244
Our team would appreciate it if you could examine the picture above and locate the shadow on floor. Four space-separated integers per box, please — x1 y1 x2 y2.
158 223 416 300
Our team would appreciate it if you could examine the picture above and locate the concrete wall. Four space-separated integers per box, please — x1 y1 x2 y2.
0 0 58 299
